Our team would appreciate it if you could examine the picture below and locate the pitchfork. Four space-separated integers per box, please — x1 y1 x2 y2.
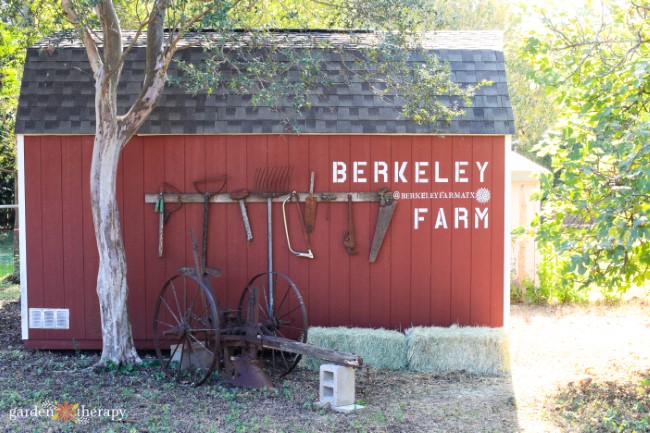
252 166 293 315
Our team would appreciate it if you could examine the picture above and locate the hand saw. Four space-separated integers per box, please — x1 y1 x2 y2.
369 187 397 263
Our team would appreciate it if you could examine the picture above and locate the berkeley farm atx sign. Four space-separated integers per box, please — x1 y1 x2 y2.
332 160 492 231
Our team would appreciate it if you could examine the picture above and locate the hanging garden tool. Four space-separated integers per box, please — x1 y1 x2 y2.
282 191 314 259
369 187 396 263
230 189 253 242
155 189 164 257
343 194 356 255
304 171 317 234
194 175 227 269
154 182 182 258
252 166 293 311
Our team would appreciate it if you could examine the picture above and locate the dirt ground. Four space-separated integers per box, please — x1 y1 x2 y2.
509 302 650 432
1 292 649 432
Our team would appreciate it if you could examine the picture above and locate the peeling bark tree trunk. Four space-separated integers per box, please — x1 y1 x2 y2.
62 0 170 366
90 131 139 365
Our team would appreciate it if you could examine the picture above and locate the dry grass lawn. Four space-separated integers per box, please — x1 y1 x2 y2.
0 284 648 432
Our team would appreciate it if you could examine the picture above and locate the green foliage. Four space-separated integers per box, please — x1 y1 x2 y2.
0 22 21 213
0 230 14 278
428 0 557 165
163 0 482 131
0 1 65 220
428 0 509 31
513 243 588 305
50 1 483 132
523 0 650 294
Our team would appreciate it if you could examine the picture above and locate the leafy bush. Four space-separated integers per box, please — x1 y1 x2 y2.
511 243 588 305
522 1 650 295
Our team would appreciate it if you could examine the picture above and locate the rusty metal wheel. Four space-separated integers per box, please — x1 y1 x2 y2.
153 273 220 386
238 272 308 377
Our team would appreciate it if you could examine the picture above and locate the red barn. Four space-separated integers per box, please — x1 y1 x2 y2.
15 31 514 349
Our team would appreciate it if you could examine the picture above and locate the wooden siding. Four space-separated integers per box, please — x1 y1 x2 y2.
23 134 506 349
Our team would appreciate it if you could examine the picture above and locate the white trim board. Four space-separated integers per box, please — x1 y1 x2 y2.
17 135 28 340
503 135 512 327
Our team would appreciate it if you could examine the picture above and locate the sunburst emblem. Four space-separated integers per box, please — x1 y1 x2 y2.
475 187 491 204
52 401 79 423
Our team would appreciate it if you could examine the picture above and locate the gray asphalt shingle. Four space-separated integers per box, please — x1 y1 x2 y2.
16 30 514 135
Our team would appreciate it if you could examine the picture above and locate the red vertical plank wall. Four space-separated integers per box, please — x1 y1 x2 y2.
429 137 453 326
410 137 432 326
470 137 494 325
368 136 392 328
222 135 246 307
328 136 351 326
450 136 473 325
39 137 66 341
24 136 44 342
202 136 230 305
390 136 412 329
61 137 85 342
122 137 146 341
348 136 371 327
23 134 506 349
490 137 506 327
81 136 100 340
307 136 331 327
142 137 166 342
267 135 291 316
286 135 311 324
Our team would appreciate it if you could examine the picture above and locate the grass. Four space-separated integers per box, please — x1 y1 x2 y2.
0 278 19 302
0 230 15 279
0 351 448 433
551 373 650 433
0 288 519 432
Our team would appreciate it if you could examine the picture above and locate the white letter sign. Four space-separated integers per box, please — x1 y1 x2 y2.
333 162 346 183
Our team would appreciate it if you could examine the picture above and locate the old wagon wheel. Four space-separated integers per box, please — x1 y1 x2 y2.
153 273 220 386
238 272 308 377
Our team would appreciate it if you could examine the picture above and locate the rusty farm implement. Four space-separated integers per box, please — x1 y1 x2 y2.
150 169 371 388
152 230 362 387
147 168 399 388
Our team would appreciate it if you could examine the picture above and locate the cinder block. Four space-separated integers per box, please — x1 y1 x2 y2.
319 364 356 407
170 342 213 370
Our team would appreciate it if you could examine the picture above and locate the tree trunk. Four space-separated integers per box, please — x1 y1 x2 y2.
60 0 168 365
91 129 140 366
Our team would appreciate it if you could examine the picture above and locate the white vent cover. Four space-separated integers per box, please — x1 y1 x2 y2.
29 308 69 329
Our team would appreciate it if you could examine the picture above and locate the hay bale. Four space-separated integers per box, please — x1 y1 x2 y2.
406 325 510 376
302 327 407 371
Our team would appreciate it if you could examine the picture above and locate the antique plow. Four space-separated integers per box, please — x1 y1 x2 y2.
152 232 362 388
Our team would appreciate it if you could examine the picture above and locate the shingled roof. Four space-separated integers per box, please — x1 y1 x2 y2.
16 30 514 135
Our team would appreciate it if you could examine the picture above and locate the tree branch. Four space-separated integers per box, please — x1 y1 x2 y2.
108 0 168 87
98 0 122 72
118 0 169 141
61 0 102 75
121 0 246 138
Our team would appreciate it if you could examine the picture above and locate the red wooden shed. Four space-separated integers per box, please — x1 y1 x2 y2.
15 31 513 350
